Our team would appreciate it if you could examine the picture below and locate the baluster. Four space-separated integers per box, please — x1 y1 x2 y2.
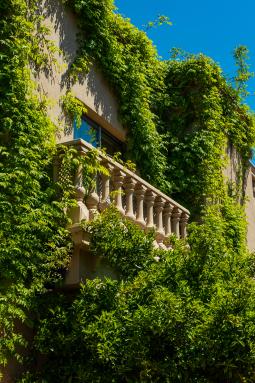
69 163 89 224
172 208 182 238
124 176 136 221
86 175 99 221
135 184 146 227
99 162 114 211
163 203 174 236
53 156 59 183
180 213 189 239
145 191 156 231
113 169 125 215
155 197 166 248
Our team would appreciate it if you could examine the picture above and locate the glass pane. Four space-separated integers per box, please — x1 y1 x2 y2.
101 130 124 157
73 115 126 158
250 148 255 167
73 118 99 147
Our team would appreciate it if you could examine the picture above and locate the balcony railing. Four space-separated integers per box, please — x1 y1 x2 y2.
64 139 190 249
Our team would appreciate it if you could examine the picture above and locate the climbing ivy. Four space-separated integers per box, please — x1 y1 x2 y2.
63 0 255 210
63 0 169 189
21 207 255 383
234 45 254 98
62 92 87 129
1 0 255 381
0 0 76 371
156 55 255 217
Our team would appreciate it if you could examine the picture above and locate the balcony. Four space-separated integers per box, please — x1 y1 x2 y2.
64 139 190 251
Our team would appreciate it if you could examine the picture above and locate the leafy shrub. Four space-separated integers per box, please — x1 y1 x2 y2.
25 206 255 383
86 206 155 278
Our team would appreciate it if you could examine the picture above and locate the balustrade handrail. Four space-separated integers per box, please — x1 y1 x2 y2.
61 139 190 248
64 139 190 214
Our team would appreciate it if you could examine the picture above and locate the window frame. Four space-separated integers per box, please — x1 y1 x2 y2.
74 114 126 157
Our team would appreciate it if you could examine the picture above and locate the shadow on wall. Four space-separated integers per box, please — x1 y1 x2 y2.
0 320 35 383
43 0 77 73
39 0 117 134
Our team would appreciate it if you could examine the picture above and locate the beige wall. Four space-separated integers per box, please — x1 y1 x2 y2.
244 167 255 252
35 0 126 143
223 143 243 192
65 246 118 286
224 143 255 252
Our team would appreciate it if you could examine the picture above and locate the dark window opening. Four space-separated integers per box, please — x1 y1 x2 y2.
74 116 125 158
252 176 255 198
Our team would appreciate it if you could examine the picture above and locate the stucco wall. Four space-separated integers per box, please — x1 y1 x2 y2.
244 167 255 252
35 0 126 143
224 143 255 252
223 143 243 192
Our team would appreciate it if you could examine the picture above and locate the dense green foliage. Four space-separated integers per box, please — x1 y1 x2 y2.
86 207 155 278
157 55 255 216
64 0 169 188
64 0 255 212
234 45 254 98
62 91 87 128
0 0 74 370
24 208 255 382
1 0 255 381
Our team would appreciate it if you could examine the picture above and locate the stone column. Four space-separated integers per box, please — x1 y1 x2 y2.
99 162 114 211
69 164 89 224
172 208 182 239
124 176 136 221
113 169 125 215
86 178 99 221
180 213 189 239
135 184 146 227
145 191 156 231
155 197 166 248
163 203 174 237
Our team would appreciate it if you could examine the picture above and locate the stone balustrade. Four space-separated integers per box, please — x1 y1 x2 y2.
64 139 190 249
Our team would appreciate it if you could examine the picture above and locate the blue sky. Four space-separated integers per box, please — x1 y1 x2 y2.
115 0 255 110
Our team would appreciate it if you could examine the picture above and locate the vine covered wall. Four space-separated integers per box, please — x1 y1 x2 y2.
156 55 255 216
61 0 255 212
1 0 255 381
0 0 73 374
23 208 255 382
62 0 169 188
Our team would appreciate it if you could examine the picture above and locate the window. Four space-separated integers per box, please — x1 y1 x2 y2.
74 116 125 157
250 148 255 167
252 176 255 198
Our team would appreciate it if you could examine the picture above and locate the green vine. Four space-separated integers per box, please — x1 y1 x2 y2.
233 45 254 98
21 206 255 383
63 0 255 211
64 0 169 189
62 92 87 129
1 0 255 381
0 0 74 370
156 54 255 217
